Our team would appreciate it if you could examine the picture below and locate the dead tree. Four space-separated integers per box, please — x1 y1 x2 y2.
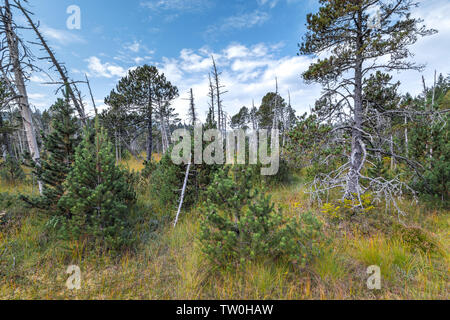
1 0 42 193
211 55 227 134
15 0 87 125
188 88 197 126
173 163 191 228
207 73 215 124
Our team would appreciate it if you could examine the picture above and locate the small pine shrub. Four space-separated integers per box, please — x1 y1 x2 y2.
0 193 25 230
58 122 136 250
22 97 80 210
148 153 192 210
261 158 291 186
199 165 324 270
0 156 25 185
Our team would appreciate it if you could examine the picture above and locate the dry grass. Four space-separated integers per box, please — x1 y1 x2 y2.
0 165 448 300
119 153 162 172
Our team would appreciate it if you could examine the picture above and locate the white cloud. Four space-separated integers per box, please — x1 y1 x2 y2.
156 42 320 122
28 93 51 109
392 0 450 95
257 0 280 9
205 10 270 40
86 56 127 78
41 26 85 45
29 74 48 84
257 0 302 9
140 0 212 12
222 10 270 30
126 41 141 53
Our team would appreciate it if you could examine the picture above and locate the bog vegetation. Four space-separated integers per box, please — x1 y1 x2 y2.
0 0 449 299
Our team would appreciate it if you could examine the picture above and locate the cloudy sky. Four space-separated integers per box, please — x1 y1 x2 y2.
20 0 450 121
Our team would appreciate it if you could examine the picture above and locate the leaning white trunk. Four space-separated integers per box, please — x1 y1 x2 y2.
173 163 191 228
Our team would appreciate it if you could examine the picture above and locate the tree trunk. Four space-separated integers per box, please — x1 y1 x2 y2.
146 113 153 162
174 163 191 228
390 133 395 170
347 9 364 196
146 79 153 162
114 129 119 163
404 115 408 157
3 0 42 193
17 3 87 125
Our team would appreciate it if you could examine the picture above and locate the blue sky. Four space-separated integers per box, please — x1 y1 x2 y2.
21 0 450 121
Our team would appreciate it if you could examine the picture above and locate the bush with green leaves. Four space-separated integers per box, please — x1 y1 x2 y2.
199 165 324 269
58 122 136 250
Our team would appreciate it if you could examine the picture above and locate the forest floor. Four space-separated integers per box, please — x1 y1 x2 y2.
0 160 448 300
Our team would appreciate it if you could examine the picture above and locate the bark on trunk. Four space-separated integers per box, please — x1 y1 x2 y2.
347 9 364 196
17 3 87 124
174 163 191 228
146 112 153 162
3 0 42 193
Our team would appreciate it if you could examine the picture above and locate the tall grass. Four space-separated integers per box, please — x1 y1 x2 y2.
0 161 448 300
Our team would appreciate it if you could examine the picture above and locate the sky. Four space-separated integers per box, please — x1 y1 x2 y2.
18 0 450 122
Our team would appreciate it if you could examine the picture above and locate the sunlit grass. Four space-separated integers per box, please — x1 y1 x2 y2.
0 181 35 195
119 153 162 172
1 163 448 300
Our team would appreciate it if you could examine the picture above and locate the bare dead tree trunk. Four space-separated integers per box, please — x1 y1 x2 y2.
158 100 169 154
272 77 279 131
146 81 153 162
390 133 395 170
2 0 42 193
430 70 437 160
211 55 226 134
85 74 98 117
431 70 437 108
174 163 191 228
251 99 257 131
16 1 87 125
189 88 196 126
208 74 215 124
147 112 153 162
404 115 408 157
347 8 364 197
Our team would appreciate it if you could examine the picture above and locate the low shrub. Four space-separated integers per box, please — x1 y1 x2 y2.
58 124 136 250
0 156 25 185
199 166 325 270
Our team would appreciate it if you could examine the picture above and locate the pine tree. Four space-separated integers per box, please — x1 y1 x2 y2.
199 166 324 269
24 97 80 209
0 155 25 185
105 65 179 162
299 0 435 196
58 120 136 249
230 106 250 130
